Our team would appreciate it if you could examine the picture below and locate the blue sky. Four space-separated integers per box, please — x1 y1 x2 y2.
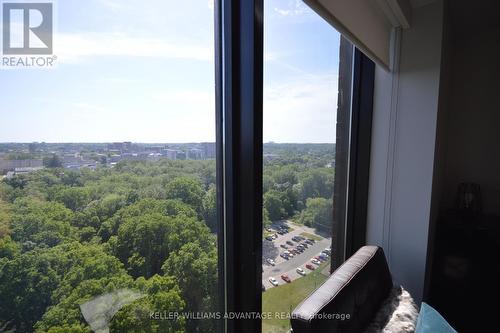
0 0 340 143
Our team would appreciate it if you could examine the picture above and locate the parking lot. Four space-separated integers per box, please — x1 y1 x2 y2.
262 221 332 289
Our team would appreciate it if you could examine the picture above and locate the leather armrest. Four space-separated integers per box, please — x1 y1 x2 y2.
291 246 393 333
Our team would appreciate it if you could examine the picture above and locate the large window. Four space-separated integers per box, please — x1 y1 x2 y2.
261 1 343 332
0 1 218 332
1 0 374 332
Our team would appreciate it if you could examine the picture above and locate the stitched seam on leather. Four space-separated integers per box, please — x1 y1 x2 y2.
294 247 380 323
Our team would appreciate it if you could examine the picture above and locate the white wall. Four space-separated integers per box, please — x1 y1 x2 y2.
366 0 443 303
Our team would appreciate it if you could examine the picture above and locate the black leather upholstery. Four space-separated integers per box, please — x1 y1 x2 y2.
291 246 393 333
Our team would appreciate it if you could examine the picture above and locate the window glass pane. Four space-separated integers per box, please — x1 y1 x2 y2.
262 1 342 332
0 1 218 332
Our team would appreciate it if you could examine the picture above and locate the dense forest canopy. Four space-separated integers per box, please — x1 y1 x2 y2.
0 144 334 332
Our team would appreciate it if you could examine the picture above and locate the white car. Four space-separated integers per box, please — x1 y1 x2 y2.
296 267 306 276
269 277 279 286
311 258 321 265
284 250 294 258
266 258 276 266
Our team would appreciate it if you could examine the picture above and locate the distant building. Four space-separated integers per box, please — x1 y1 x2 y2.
148 153 162 161
201 142 216 159
0 159 43 174
109 155 122 163
263 154 279 161
176 151 187 160
145 146 165 153
187 148 204 160
163 149 178 160
107 142 133 153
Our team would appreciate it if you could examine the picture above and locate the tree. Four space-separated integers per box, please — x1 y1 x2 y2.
298 197 333 232
263 190 286 221
0 201 11 239
165 177 204 215
43 154 62 168
299 169 334 201
110 275 186 333
0 242 130 332
263 207 271 227
54 187 91 212
0 236 20 259
115 212 213 278
98 199 197 241
202 185 217 232
10 198 75 248
162 242 217 332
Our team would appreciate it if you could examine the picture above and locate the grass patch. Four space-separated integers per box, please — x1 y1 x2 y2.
300 232 323 241
262 263 328 332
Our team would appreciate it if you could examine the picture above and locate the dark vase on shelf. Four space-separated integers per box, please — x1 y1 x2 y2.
455 182 482 216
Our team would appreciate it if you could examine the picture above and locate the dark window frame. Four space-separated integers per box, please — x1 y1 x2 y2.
215 0 264 332
215 2 374 332
331 38 375 270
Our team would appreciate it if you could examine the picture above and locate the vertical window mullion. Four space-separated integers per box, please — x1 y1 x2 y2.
216 0 263 332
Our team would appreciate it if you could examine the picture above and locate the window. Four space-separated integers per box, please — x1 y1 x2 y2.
261 2 342 332
0 0 373 332
0 1 219 332
216 1 374 332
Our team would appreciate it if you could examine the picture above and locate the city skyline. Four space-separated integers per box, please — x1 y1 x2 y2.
0 0 340 143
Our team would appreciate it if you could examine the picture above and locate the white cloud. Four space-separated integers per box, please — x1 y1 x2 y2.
55 32 213 64
274 0 308 17
264 73 339 143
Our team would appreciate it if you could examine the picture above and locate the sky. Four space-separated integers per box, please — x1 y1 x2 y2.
0 0 340 143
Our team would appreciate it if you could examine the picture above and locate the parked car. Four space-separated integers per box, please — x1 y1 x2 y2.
311 258 321 265
314 256 323 261
284 250 294 257
321 250 330 256
266 227 273 232
305 240 313 245
306 264 315 270
280 253 289 260
286 241 294 246
307 238 316 243
280 244 288 249
269 277 279 286
319 254 328 261
265 236 273 241
296 267 306 276
277 230 285 235
301 242 309 248
266 258 275 266
281 274 291 283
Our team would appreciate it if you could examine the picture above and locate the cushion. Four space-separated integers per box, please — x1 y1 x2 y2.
415 303 457 333
363 286 419 333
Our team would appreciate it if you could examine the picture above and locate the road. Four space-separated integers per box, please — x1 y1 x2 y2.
262 221 331 289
